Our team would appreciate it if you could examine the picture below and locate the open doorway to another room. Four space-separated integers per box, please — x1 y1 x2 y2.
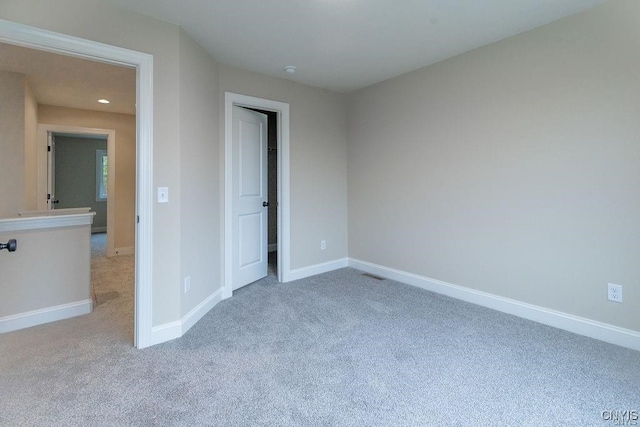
224 92 291 299
49 132 109 234
0 19 154 347
39 117 136 343
0 35 140 345
246 108 278 277
46 130 135 338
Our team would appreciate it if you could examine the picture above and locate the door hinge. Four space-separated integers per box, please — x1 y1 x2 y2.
47 193 51 200
137 215 140 224
47 145 51 152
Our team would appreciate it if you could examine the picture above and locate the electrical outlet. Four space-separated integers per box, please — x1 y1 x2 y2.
184 276 191 294
320 240 327 250
607 283 622 303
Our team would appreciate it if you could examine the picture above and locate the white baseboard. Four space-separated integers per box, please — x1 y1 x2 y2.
268 243 277 253
150 287 224 346
0 299 93 334
349 258 640 352
181 288 224 334
150 257 348 345
286 258 348 282
149 319 181 346
113 246 134 256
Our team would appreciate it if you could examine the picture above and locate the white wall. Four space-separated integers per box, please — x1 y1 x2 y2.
347 0 640 332
0 71 25 218
218 65 349 270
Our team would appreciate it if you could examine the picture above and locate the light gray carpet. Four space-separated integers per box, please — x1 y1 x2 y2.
1 243 638 426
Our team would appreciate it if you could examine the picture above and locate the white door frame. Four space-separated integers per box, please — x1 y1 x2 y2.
38 124 117 256
224 92 291 299
0 19 154 348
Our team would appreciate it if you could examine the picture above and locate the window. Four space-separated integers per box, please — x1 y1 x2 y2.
96 149 108 201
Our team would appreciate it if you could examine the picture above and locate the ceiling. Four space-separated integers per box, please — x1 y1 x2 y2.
0 0 607 114
0 42 136 115
102 0 606 92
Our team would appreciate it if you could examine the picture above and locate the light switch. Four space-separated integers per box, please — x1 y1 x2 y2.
157 187 169 203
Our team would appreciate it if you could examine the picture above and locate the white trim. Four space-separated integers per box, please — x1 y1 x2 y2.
181 288 224 334
135 37 154 350
150 288 224 345
19 207 91 217
113 246 135 256
0 212 94 232
224 93 291 300
0 299 93 334
268 243 277 253
288 258 349 282
348 258 640 352
0 19 154 349
149 320 182 346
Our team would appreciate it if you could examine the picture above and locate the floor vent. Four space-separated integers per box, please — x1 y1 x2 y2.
362 273 386 281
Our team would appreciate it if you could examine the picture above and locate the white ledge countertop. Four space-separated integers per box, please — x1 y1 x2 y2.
18 207 91 217
0 212 95 232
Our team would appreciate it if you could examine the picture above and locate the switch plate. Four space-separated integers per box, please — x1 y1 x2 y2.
321 240 327 250
157 187 169 203
184 276 191 294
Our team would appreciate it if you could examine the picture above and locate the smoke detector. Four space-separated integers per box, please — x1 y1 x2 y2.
284 65 297 75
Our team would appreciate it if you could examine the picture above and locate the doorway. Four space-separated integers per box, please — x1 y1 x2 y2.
40 125 118 255
224 92 292 299
244 108 278 277
0 20 154 348
51 133 109 230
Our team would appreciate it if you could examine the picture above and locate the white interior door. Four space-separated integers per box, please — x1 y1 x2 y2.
46 133 56 210
232 106 268 290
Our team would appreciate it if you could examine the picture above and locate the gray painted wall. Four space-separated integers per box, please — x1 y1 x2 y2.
54 135 107 231
347 0 639 332
0 71 25 218
218 64 349 270
2 0 187 325
178 28 221 317
5 0 635 339
0 224 91 318
3 0 349 329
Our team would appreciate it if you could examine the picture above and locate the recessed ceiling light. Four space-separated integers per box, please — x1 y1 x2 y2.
98 99 110 104
284 66 297 75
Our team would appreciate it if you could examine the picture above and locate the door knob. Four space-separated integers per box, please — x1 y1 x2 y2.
263 201 269 207
0 239 17 252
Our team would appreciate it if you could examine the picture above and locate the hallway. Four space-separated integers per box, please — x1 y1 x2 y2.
90 233 135 344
